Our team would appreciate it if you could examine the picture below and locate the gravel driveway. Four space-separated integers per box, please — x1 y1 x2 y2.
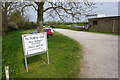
54 29 118 78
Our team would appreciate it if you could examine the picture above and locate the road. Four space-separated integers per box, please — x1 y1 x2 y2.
54 29 118 78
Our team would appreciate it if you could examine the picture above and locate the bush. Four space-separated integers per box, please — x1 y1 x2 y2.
51 24 73 29
17 21 25 29
17 21 33 30
5 21 36 31
8 22 18 31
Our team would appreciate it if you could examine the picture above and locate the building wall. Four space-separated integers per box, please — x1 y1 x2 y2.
89 17 120 33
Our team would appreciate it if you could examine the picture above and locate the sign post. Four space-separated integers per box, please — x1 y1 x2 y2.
24 56 28 72
22 32 49 72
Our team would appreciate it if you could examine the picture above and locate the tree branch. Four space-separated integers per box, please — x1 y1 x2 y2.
43 6 64 12
44 1 95 22
45 11 55 19
2 3 5 9
54 9 65 21
21 4 37 12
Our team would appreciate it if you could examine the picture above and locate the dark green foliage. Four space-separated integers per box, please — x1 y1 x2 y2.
17 21 33 30
9 10 23 25
7 21 35 31
7 22 18 31
44 22 85 30
7 10 36 31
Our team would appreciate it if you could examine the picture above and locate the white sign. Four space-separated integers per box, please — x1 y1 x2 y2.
22 32 49 72
22 32 47 56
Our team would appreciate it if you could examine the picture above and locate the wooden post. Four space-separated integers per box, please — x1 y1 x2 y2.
5 66 9 80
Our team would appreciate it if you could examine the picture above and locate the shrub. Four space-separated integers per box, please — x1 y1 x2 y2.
7 22 18 31
17 21 32 30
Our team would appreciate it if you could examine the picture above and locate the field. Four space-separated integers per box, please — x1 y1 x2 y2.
2 29 82 78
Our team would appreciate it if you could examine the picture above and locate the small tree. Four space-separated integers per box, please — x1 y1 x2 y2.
9 10 23 24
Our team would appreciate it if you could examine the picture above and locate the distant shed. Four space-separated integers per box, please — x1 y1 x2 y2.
88 16 120 33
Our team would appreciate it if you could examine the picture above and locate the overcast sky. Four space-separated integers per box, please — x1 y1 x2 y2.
26 1 119 22
93 2 118 16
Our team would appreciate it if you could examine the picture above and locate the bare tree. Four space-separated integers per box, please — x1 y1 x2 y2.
44 1 95 21
21 0 95 32
2 2 24 35
2 2 12 35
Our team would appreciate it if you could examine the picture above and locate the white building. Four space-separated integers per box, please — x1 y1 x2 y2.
85 14 106 22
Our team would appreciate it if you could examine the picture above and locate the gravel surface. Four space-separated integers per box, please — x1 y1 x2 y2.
54 29 118 78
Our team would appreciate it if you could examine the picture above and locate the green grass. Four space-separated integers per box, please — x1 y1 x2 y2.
2 29 82 78
83 30 120 35
65 28 120 35
44 25 51 28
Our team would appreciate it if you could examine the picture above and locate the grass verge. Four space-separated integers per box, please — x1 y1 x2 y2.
2 29 82 78
83 31 120 35
63 28 120 35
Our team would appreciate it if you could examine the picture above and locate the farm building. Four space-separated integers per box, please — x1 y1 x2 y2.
88 16 120 33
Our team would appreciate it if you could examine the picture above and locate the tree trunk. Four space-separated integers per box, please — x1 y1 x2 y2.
37 2 44 33
2 2 9 35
